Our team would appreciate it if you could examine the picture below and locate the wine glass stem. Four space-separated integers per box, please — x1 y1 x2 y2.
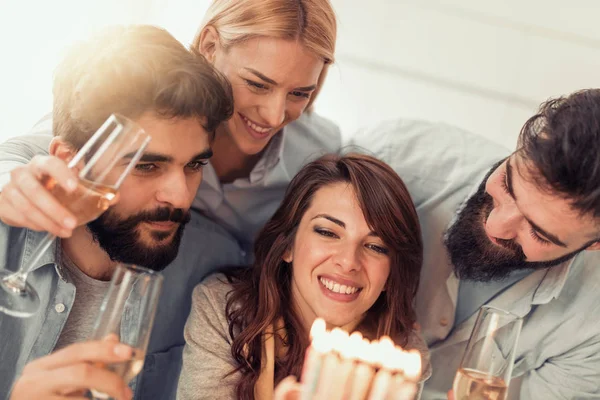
2 233 56 292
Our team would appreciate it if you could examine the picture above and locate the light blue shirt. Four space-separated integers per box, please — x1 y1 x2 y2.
454 268 534 327
0 212 245 400
350 119 600 399
194 111 341 254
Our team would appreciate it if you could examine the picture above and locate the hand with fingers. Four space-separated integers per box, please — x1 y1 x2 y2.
9 338 134 400
0 155 78 237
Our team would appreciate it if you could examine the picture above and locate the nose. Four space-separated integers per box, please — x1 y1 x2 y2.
333 243 361 274
260 93 286 127
155 172 192 210
485 203 523 240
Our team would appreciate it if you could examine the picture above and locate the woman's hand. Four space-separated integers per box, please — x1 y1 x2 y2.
10 338 133 400
0 155 77 237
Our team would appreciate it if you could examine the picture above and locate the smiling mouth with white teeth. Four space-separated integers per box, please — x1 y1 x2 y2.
319 277 361 295
240 114 274 135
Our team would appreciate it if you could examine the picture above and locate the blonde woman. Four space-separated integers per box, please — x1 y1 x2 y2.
0 0 340 255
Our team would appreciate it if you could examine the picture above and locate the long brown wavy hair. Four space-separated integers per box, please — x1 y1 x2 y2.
225 153 423 399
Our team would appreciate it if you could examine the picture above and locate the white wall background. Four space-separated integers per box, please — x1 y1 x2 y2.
1 0 599 150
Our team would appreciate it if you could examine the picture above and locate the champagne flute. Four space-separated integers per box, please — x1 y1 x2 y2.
89 263 163 400
453 306 523 400
0 114 150 318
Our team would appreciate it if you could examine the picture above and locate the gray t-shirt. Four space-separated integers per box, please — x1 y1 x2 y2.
54 249 111 350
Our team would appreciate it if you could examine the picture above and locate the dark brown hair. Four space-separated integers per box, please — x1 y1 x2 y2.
52 25 233 149
225 153 423 399
518 89 600 219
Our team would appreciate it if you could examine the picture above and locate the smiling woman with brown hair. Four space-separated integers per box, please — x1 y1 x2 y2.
178 153 431 400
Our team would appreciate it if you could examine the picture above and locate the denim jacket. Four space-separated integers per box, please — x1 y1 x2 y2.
0 211 245 400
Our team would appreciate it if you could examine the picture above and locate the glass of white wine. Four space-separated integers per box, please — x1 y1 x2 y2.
89 263 163 400
0 114 150 318
453 305 523 400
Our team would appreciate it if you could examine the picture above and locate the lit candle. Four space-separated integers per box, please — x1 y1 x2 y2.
314 328 349 398
338 331 364 399
367 337 396 400
299 323 423 400
392 349 422 400
346 338 377 400
386 347 407 399
300 319 329 400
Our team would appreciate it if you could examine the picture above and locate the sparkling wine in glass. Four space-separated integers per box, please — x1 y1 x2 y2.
0 114 150 318
453 306 522 400
89 263 163 400
39 175 118 226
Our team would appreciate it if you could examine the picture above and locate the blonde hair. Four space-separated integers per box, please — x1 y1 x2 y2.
192 0 337 109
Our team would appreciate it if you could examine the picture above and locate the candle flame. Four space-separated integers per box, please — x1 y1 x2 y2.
312 329 333 354
387 347 406 371
341 331 363 360
379 336 395 352
374 337 397 369
330 328 350 354
306 323 422 382
402 349 422 380
356 338 378 365
310 318 326 340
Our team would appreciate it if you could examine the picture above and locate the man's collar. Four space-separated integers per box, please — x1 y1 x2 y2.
531 257 573 305
22 229 60 274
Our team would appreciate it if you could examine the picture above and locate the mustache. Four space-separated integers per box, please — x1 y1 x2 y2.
113 207 192 231
495 237 526 258
87 206 189 271
136 207 191 224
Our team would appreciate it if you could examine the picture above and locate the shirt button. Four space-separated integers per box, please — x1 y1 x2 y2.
440 317 449 327
55 303 66 313
240 250 247 258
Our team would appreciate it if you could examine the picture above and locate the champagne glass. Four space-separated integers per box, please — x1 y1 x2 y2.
0 114 150 318
453 306 523 400
89 263 163 400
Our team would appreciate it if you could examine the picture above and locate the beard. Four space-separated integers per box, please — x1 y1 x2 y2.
444 161 586 282
87 206 191 271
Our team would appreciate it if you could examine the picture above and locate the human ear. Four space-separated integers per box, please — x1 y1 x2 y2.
197 26 221 64
49 137 76 164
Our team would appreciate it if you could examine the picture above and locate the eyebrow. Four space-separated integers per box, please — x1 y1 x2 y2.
132 148 213 164
243 68 317 92
191 149 214 161
505 158 568 247
311 213 379 237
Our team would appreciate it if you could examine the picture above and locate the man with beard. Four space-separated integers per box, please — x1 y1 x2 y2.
0 26 242 400
351 89 600 399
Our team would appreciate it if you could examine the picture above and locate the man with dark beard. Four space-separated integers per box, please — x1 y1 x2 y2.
0 26 243 400
351 89 600 399
87 206 192 272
